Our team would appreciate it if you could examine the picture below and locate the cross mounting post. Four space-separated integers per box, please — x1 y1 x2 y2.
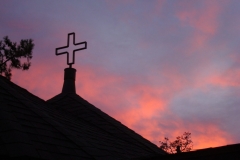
56 32 87 68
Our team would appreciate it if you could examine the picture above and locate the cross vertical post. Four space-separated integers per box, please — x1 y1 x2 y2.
56 32 87 68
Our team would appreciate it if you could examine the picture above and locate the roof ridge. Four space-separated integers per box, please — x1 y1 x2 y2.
47 92 163 154
68 94 164 154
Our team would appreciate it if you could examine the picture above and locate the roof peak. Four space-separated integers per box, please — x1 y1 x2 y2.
62 67 76 93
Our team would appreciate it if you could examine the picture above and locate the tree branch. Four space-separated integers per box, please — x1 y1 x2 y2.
0 56 12 67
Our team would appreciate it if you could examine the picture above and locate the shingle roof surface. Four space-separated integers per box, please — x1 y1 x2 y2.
0 75 164 159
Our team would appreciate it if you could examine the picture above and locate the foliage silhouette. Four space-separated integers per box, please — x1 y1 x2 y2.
0 36 34 80
159 132 193 154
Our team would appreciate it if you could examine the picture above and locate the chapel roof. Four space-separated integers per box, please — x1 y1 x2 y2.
0 70 165 159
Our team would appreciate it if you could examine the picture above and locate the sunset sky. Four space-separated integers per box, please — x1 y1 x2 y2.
1 0 240 150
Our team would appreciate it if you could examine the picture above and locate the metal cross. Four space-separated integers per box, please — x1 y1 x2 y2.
56 32 87 68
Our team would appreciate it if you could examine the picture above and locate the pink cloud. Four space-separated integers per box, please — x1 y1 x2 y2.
133 116 234 150
174 1 230 58
209 69 240 87
192 124 233 149
176 1 224 35
11 61 63 100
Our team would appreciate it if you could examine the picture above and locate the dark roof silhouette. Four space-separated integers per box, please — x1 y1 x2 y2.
0 68 165 159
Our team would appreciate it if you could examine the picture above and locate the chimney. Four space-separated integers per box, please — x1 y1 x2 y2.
62 68 76 93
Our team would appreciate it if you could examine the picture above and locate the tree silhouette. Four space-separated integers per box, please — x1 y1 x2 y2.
159 132 193 154
0 36 34 80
